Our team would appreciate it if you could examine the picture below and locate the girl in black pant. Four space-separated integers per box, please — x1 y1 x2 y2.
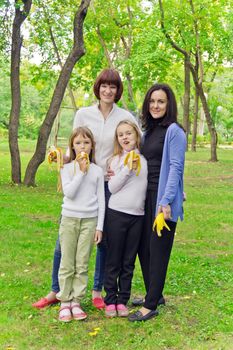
104 120 148 317
129 83 186 322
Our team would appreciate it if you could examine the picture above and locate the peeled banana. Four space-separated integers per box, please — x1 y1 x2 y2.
75 152 90 172
152 212 171 237
124 150 141 176
47 146 64 192
47 146 64 171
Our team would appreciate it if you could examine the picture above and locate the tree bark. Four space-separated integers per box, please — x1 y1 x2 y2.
23 0 91 186
183 56 190 149
190 65 218 161
191 87 199 152
48 26 78 112
9 0 32 184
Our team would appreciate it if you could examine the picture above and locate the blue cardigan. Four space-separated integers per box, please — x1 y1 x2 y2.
143 123 186 223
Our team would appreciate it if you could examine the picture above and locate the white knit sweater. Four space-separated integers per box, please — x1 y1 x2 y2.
108 150 148 216
61 161 105 231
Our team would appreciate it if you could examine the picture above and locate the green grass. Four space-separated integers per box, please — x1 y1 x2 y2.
0 140 233 350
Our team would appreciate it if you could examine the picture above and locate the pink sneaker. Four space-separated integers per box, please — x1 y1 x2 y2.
105 304 117 317
117 304 129 317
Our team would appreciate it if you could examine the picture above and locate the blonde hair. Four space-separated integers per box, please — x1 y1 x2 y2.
113 120 141 157
68 127 96 163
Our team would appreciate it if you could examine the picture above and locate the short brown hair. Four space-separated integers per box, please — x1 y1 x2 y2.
68 127 96 163
93 69 123 102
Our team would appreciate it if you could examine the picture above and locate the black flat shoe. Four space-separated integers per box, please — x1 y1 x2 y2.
128 309 159 322
131 297 144 306
131 296 165 307
158 296 166 306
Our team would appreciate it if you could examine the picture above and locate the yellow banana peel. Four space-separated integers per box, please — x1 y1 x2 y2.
47 146 64 171
124 150 141 176
152 212 171 237
75 152 90 173
47 146 64 192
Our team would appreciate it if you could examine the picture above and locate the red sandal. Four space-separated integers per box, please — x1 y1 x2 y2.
32 297 59 309
92 297 105 309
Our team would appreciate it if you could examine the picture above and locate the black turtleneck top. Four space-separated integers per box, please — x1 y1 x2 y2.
141 118 168 191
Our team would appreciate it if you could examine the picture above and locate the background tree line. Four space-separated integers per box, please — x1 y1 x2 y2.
0 0 233 185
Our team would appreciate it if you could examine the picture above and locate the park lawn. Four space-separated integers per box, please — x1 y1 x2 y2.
0 140 232 350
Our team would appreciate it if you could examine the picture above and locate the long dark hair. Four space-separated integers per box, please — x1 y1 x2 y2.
141 83 178 131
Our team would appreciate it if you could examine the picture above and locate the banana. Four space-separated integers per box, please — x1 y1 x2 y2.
75 152 90 172
152 212 171 237
47 146 64 171
47 146 64 192
123 150 141 176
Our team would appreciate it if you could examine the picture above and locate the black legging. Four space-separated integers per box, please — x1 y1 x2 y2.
138 189 176 310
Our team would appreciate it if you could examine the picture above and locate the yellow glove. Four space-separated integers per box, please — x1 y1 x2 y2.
75 152 90 172
152 212 171 237
123 150 141 176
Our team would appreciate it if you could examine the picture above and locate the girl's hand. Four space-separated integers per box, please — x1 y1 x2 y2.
131 159 139 171
94 230 102 244
77 157 88 173
158 204 172 220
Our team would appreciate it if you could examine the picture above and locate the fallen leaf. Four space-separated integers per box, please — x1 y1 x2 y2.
89 331 98 336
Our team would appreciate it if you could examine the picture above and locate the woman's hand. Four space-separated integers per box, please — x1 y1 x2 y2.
106 166 115 180
94 230 102 244
158 204 172 220
63 154 70 164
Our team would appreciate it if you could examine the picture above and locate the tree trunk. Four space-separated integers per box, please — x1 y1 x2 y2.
48 25 77 112
191 87 199 152
183 56 190 149
8 0 32 184
198 85 218 161
191 68 218 161
125 72 137 111
23 0 91 186
54 108 61 147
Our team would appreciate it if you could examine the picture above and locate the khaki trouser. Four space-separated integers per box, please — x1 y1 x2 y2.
56 216 97 303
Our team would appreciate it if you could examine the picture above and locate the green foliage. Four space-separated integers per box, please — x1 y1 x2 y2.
1 0 233 143
0 141 233 349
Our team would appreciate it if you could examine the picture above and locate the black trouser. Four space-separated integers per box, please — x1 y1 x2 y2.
138 189 176 310
104 208 144 305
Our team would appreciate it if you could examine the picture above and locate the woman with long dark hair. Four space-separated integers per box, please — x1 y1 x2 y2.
129 83 186 322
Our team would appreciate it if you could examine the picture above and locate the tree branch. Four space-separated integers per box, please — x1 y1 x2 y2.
189 0 203 83
159 0 188 58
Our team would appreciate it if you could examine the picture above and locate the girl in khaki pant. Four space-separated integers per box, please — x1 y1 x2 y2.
56 127 105 322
